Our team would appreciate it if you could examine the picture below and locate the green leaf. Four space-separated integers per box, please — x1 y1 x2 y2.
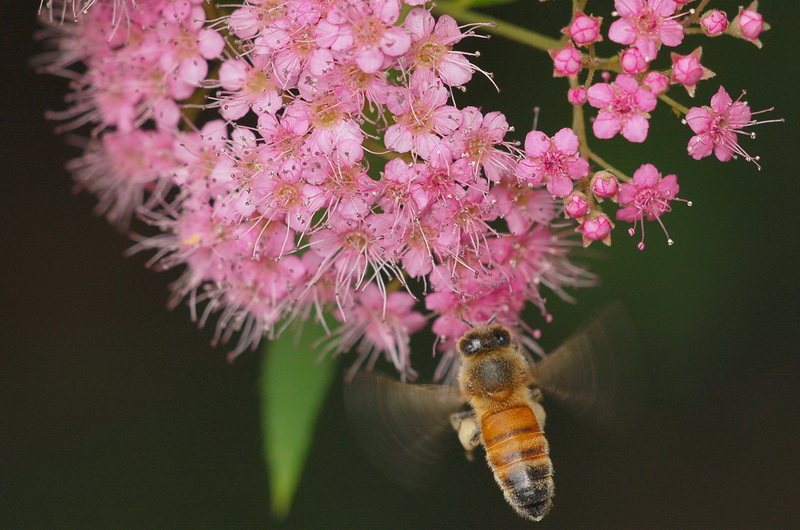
261 321 337 519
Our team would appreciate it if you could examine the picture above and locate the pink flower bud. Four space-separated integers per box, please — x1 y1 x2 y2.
580 214 613 247
590 171 619 201
564 191 589 219
567 87 588 105
643 71 669 95
732 3 766 47
671 53 703 87
620 46 648 74
670 48 713 97
550 44 582 77
566 11 602 46
738 7 764 40
701 10 728 36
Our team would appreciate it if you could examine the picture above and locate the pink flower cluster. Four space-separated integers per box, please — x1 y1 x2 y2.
40 0 597 378
38 0 780 378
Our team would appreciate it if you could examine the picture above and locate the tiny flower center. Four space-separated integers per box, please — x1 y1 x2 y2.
538 151 567 178
310 95 347 130
253 1 287 27
352 14 383 48
465 133 490 163
245 67 276 95
414 39 447 69
344 229 370 250
173 26 199 60
635 7 659 36
400 100 434 134
611 90 637 116
634 188 669 217
273 182 302 209
292 27 317 58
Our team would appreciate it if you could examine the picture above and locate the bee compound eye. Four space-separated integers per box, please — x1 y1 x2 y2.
459 336 482 356
494 329 510 346
467 338 482 355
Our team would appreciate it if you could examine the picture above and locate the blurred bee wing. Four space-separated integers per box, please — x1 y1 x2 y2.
531 303 644 429
343 372 466 491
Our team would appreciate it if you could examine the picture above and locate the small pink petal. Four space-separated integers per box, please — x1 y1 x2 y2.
621 114 650 142
632 163 659 187
587 83 614 107
593 111 622 139
608 19 636 45
552 127 580 154
355 47 385 74
524 131 551 157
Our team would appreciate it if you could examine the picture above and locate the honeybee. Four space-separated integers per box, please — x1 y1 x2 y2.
453 323 554 520
344 304 640 522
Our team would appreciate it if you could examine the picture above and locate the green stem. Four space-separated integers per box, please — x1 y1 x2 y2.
659 93 691 116
432 4 563 52
686 0 712 25
569 79 590 159
587 151 631 183
433 3 620 72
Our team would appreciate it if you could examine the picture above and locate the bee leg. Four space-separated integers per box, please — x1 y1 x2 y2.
450 410 481 461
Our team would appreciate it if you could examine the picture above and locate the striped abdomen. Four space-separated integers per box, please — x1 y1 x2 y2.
481 404 554 521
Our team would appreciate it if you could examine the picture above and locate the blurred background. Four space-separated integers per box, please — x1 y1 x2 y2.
2 1 798 528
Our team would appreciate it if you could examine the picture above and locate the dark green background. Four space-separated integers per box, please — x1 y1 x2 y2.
3 1 798 528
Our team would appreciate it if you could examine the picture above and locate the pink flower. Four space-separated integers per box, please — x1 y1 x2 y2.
282 94 365 164
550 42 582 77
516 128 589 198
491 184 559 234
69 129 179 229
331 284 426 381
429 190 498 257
617 164 678 220
608 0 685 61
402 9 474 86
447 107 515 182
308 213 403 301
685 86 753 164
616 163 681 249
317 0 411 74
157 8 225 90
384 71 463 159
587 74 657 142
701 10 728 36
217 56 283 119
564 11 603 46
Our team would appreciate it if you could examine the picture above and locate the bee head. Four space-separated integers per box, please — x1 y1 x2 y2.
457 325 511 357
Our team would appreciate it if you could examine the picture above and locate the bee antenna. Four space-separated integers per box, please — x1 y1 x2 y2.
458 314 475 327
486 313 499 326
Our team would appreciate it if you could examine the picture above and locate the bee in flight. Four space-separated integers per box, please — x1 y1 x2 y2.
344 304 639 522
